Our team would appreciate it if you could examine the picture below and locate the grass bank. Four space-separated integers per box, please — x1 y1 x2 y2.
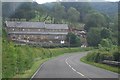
13 58 49 78
13 47 93 78
80 55 119 73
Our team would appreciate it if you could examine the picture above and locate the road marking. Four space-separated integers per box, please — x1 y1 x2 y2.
30 60 47 80
65 58 85 77
65 57 92 80
76 71 85 77
72 67 76 71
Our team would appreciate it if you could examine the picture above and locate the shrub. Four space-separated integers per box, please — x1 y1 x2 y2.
113 51 120 61
86 51 113 63
99 38 112 48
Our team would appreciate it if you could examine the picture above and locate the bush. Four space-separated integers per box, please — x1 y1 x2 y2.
99 38 112 48
85 51 113 63
66 32 81 47
113 51 120 61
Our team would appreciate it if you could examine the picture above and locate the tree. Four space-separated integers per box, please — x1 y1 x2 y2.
113 51 120 61
67 7 80 23
101 28 111 39
99 38 112 48
2 2 23 20
87 28 101 47
22 9 35 21
52 3 66 23
61 2 92 22
54 3 66 18
84 12 106 31
35 4 46 21
66 32 81 46
10 2 36 21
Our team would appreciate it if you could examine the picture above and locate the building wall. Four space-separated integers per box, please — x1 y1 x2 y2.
6 22 68 45
9 34 67 43
7 27 68 33
8 27 68 44
7 27 45 32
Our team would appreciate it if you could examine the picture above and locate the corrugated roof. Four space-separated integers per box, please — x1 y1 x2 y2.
45 24 68 29
6 21 68 29
6 21 45 28
8 32 68 35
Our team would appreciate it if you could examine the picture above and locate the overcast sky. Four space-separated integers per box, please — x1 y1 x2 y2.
35 0 119 4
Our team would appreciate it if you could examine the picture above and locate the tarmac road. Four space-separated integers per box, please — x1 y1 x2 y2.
32 52 118 79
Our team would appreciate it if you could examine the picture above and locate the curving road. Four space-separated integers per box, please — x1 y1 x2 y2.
32 52 118 79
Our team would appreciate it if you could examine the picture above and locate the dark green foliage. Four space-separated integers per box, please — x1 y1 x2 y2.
85 46 119 64
87 28 101 47
61 2 92 22
90 2 118 17
84 12 106 31
66 32 81 46
2 2 36 21
67 7 80 23
86 51 114 63
99 38 112 48
101 28 111 39
113 51 120 61
53 3 66 20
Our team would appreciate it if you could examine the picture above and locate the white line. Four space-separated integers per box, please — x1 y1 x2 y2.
72 67 76 72
30 60 46 80
76 71 85 77
69 65 72 68
65 58 85 77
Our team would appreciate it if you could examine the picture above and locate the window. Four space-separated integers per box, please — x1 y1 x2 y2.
12 35 15 39
12 29 14 31
23 29 24 31
13 36 15 39
18 37 21 40
55 36 59 39
48 29 51 32
38 29 40 31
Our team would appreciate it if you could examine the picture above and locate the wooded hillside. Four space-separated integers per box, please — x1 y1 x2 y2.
2 2 119 46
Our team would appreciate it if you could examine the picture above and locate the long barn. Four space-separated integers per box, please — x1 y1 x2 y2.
5 21 69 46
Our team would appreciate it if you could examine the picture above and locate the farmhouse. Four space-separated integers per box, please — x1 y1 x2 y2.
5 21 68 46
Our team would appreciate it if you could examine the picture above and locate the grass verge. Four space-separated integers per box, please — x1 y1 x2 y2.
13 47 93 78
80 56 119 73
13 58 49 78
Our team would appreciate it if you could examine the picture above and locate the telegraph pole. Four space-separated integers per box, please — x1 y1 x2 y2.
68 37 70 49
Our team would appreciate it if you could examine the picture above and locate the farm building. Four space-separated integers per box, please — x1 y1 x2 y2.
5 21 69 46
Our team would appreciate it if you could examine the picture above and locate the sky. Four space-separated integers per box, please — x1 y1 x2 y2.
35 0 119 4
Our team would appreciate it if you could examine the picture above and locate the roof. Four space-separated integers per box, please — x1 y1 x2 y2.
45 24 68 29
6 21 68 30
8 32 68 35
6 21 45 28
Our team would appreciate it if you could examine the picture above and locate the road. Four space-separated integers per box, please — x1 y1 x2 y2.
32 52 118 79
